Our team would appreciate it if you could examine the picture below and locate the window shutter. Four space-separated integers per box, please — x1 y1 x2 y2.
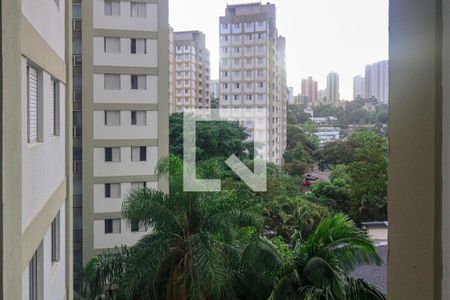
131 147 140 162
112 148 120 162
49 79 55 136
27 66 38 143
138 75 146 90
112 219 121 233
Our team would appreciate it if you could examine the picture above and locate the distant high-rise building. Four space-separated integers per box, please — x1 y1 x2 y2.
301 77 318 104
211 80 220 99
318 89 327 103
288 87 295 104
364 60 389 104
171 31 211 113
219 2 287 165
353 75 365 99
326 72 340 104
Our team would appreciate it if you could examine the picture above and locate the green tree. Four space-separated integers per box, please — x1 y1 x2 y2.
84 156 266 300
287 104 312 125
311 131 388 222
169 113 251 161
270 214 386 300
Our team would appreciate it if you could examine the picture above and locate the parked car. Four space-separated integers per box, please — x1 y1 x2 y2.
305 173 319 181
303 180 313 187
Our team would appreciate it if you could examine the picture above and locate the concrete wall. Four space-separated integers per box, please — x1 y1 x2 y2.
93 182 158 213
21 204 66 300
93 146 158 177
388 0 442 299
93 110 158 140
21 0 65 59
93 37 158 67
93 218 150 249
20 57 66 230
93 0 157 32
93 74 158 103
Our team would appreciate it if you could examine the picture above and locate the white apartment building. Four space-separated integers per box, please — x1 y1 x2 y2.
219 2 287 165
326 71 340 104
353 74 366 100
171 31 211 113
81 0 169 267
365 60 389 104
1 0 72 299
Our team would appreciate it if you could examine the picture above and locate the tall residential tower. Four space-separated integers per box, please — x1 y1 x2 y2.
218 2 287 165
326 71 340 104
170 31 211 113
1 0 72 298
73 0 169 287
365 60 389 104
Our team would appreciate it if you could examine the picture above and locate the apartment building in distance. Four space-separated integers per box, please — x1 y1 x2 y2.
301 76 318 105
1 0 72 298
171 30 211 113
353 74 366 99
365 60 389 104
78 0 169 279
326 71 340 104
219 2 287 165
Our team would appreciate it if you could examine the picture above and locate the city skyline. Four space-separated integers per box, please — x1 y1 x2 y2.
169 0 388 100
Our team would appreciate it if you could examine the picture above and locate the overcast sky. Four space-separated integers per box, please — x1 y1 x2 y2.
169 0 388 100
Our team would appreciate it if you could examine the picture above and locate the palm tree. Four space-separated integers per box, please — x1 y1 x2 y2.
84 156 265 300
270 214 386 300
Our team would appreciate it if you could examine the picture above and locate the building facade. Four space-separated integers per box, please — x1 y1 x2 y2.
171 31 211 113
218 2 287 165
326 71 340 104
353 74 365 100
1 0 72 298
301 76 318 105
364 60 389 104
78 0 169 277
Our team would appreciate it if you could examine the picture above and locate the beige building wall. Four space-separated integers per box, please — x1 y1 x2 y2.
81 0 169 265
218 3 287 165
1 0 73 299
171 30 211 113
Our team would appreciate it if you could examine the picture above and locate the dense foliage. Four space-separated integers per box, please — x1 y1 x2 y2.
169 113 251 161
309 131 388 223
82 111 388 299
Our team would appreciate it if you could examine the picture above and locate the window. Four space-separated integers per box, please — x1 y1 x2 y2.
105 183 121 198
130 220 141 232
104 74 121 90
131 146 147 162
51 211 60 262
27 65 39 143
131 38 146 54
72 3 82 18
131 111 146 125
105 110 121 126
130 2 146 18
73 38 82 55
104 0 120 16
29 243 43 300
50 79 60 136
104 37 121 53
235 83 240 88
105 147 120 162
131 75 146 90
131 182 146 190
105 219 121 234
258 82 264 88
